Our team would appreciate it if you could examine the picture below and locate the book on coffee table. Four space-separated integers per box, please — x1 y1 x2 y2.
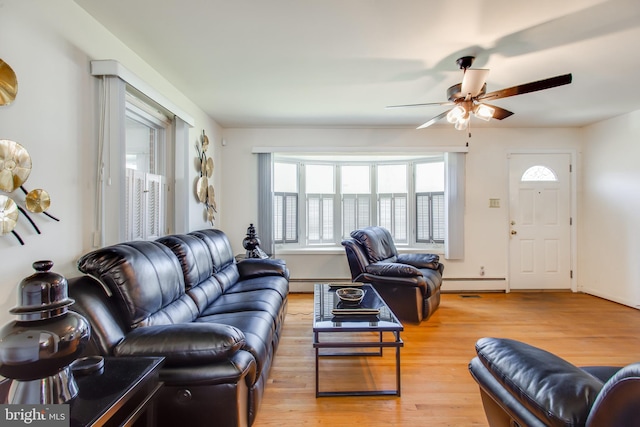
331 307 380 315
330 285 381 316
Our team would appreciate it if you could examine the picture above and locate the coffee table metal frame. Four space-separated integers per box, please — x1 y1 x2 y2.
313 283 404 397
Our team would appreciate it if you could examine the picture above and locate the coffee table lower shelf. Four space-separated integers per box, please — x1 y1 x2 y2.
313 331 403 397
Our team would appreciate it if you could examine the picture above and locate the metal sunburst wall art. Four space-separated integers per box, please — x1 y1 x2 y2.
0 59 18 106
0 59 59 245
0 139 60 245
195 130 217 225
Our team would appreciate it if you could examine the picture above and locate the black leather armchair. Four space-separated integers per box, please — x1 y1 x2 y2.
341 226 444 323
469 337 640 427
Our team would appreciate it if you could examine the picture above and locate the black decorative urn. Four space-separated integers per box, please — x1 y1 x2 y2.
242 224 268 259
0 260 90 403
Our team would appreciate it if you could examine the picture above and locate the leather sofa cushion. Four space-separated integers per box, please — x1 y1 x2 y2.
114 323 245 366
237 258 289 280
351 227 398 263
197 311 275 378
158 233 225 313
397 253 440 270
225 275 289 300
199 289 284 328
475 337 603 427
365 262 422 277
189 229 236 273
77 241 199 327
157 234 214 290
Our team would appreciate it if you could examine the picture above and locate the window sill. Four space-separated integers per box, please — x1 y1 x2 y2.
276 246 345 256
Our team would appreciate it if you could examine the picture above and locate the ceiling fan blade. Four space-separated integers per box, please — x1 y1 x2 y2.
386 101 453 109
417 110 450 129
461 69 489 98
481 103 514 120
478 73 572 101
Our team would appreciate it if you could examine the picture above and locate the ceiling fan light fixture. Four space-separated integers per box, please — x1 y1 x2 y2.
474 104 495 121
454 116 469 131
446 105 466 124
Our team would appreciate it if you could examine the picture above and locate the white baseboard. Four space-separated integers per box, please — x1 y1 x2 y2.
580 287 640 310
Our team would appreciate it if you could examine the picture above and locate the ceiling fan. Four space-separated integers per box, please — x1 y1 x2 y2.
386 56 572 130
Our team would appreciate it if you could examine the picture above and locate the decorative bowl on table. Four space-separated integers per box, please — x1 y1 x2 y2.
336 287 365 305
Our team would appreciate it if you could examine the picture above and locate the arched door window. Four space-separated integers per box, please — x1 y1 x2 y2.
521 165 557 182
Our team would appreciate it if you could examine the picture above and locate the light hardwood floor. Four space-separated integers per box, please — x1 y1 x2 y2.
254 291 640 427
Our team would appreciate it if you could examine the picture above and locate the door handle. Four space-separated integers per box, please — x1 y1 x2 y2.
510 230 517 235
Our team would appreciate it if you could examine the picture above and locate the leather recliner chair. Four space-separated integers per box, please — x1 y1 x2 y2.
341 226 444 323
469 337 640 427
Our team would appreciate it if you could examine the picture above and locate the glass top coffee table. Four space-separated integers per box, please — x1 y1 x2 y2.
313 283 404 397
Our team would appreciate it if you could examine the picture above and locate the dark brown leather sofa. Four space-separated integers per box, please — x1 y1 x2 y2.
341 226 444 323
67 229 289 427
469 337 640 427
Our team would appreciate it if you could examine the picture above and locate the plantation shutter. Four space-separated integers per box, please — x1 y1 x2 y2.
145 173 164 240
125 168 164 241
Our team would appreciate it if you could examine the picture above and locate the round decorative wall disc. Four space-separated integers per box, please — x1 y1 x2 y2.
25 188 51 213
0 60 18 106
208 186 217 209
0 195 18 234
201 133 209 152
206 157 214 178
0 139 32 192
196 176 208 203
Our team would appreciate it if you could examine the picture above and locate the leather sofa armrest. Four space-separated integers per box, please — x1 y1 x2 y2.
365 262 422 277
237 258 289 280
397 253 441 271
114 323 245 367
475 337 603 427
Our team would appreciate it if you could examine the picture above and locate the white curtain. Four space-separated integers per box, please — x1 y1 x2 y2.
96 75 127 247
257 153 275 255
445 152 465 259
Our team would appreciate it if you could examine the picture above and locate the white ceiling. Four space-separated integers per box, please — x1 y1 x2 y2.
75 0 640 129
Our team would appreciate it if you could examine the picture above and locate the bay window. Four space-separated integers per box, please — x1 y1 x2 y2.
273 154 446 248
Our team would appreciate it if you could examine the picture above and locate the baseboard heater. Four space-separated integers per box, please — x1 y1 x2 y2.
442 277 506 292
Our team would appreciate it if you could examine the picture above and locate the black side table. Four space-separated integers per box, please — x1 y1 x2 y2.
70 357 164 427
0 357 163 426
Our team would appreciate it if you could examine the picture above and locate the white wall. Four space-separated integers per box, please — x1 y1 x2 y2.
580 112 640 309
220 127 582 292
0 0 222 326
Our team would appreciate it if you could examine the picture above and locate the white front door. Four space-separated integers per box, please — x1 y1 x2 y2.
508 153 572 290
